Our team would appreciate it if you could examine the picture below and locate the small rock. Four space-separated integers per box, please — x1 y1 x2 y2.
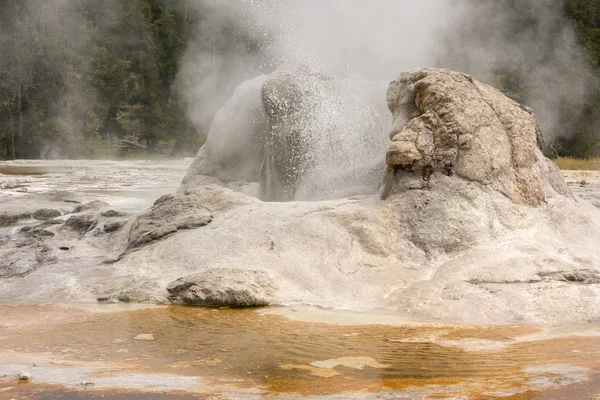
101 210 128 218
104 221 126 233
17 371 31 381
65 214 97 234
72 200 110 214
134 333 155 341
32 209 61 221
31 229 55 239
39 220 64 227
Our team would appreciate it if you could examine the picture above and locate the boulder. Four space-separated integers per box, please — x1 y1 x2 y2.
127 192 212 249
0 212 31 227
65 214 98 235
128 186 259 250
72 201 110 214
167 268 276 307
32 209 61 220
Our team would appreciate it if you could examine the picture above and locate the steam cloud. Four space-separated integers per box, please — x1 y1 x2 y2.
180 0 598 146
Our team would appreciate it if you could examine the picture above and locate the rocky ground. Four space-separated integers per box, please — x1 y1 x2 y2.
563 170 600 209
0 159 599 325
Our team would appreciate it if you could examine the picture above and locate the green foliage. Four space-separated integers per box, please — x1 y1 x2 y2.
0 0 199 159
1 0 600 159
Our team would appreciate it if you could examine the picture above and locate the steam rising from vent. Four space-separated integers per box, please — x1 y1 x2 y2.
178 0 455 132
259 65 388 201
180 0 599 168
439 1 599 145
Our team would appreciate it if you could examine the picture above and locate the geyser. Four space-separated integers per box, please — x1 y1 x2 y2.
182 64 389 201
2 68 600 325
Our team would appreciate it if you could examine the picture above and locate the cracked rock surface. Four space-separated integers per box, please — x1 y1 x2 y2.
382 68 569 204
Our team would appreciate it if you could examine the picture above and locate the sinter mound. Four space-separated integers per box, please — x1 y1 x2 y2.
1 68 599 325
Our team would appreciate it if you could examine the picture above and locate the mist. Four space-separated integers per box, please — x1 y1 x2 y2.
439 0 599 146
180 0 599 147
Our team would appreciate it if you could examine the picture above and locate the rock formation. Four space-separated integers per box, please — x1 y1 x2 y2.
381 69 569 204
180 75 268 194
2 68 600 325
181 64 389 201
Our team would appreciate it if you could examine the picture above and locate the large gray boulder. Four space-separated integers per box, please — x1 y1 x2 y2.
127 185 257 250
167 268 276 307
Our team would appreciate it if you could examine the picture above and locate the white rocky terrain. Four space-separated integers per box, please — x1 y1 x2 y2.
1 68 600 325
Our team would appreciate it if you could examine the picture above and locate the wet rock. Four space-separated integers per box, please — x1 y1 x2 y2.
32 209 61 221
19 227 55 239
167 268 276 307
180 75 268 190
30 229 55 239
65 214 98 234
260 65 388 201
39 219 64 227
72 200 110 214
0 212 30 227
127 190 215 249
260 65 336 201
17 371 31 381
115 289 153 303
104 221 126 233
181 64 388 201
15 237 35 248
96 281 163 304
101 210 128 218
539 269 600 284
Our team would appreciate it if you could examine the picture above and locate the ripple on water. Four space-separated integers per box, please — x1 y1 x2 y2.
0 304 599 399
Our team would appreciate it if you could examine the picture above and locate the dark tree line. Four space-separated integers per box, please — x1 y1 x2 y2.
0 0 201 159
1 0 600 160
563 0 600 157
